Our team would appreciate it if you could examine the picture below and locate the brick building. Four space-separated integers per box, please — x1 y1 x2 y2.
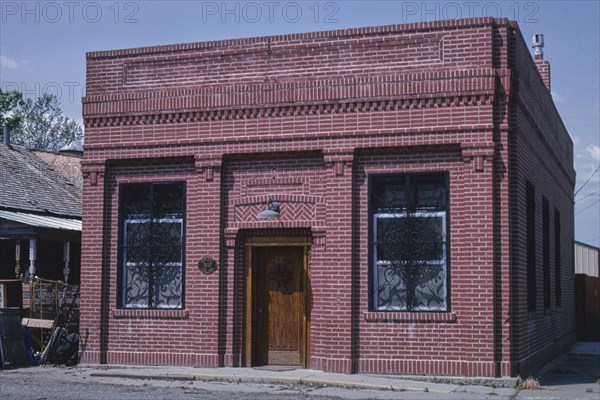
80 18 575 377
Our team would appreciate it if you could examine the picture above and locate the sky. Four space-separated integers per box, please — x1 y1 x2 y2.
1 0 599 246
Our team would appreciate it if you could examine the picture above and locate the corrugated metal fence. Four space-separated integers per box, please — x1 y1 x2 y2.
575 241 599 277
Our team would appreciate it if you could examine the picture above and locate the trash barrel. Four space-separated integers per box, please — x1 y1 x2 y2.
0 307 28 368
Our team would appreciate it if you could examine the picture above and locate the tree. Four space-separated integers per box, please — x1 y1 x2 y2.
0 89 24 129
0 90 83 151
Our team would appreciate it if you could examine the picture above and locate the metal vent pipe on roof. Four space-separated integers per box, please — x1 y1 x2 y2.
3 126 10 147
532 34 544 59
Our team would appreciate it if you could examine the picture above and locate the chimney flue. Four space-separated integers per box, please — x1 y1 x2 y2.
532 34 550 91
3 126 10 147
532 34 544 60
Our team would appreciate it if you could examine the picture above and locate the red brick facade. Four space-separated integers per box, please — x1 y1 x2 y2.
80 18 575 377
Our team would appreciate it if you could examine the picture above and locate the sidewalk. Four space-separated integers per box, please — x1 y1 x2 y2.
3 342 596 400
516 342 600 400
84 342 599 399
88 364 516 393
1 361 519 400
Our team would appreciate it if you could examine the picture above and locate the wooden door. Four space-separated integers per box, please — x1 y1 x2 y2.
252 246 305 366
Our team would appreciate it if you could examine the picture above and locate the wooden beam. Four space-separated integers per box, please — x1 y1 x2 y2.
21 318 54 329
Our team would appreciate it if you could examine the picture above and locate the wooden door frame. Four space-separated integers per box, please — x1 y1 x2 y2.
244 235 311 367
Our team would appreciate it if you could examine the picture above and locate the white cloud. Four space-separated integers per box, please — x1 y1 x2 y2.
0 55 19 70
588 145 600 161
552 91 566 103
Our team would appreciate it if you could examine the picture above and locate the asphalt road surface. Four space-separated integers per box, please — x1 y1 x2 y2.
0 368 340 400
0 365 512 400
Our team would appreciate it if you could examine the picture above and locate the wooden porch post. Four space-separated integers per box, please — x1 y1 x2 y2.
28 239 36 282
63 241 71 283
14 240 21 278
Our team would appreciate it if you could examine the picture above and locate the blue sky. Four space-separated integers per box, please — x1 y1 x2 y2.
1 0 599 246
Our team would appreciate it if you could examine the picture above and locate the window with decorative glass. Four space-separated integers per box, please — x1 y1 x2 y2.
119 182 185 309
371 173 449 312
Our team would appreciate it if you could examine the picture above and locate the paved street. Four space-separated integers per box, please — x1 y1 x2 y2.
0 370 328 400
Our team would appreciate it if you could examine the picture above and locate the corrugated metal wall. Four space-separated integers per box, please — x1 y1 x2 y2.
575 241 600 277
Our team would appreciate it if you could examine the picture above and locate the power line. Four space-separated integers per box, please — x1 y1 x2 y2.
576 190 599 203
574 166 600 196
575 199 600 216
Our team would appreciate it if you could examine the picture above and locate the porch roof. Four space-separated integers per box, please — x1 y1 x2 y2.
0 210 82 232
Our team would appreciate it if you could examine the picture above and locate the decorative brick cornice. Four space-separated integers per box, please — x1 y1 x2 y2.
84 95 496 128
83 70 499 127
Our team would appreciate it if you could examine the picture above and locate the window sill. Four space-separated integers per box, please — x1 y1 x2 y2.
363 311 457 323
112 308 189 319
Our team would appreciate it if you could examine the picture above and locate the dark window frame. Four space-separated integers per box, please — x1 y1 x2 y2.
554 208 562 308
542 197 550 310
526 182 537 312
368 172 450 313
117 181 186 310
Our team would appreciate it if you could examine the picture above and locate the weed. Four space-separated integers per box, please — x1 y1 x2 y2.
517 377 542 390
